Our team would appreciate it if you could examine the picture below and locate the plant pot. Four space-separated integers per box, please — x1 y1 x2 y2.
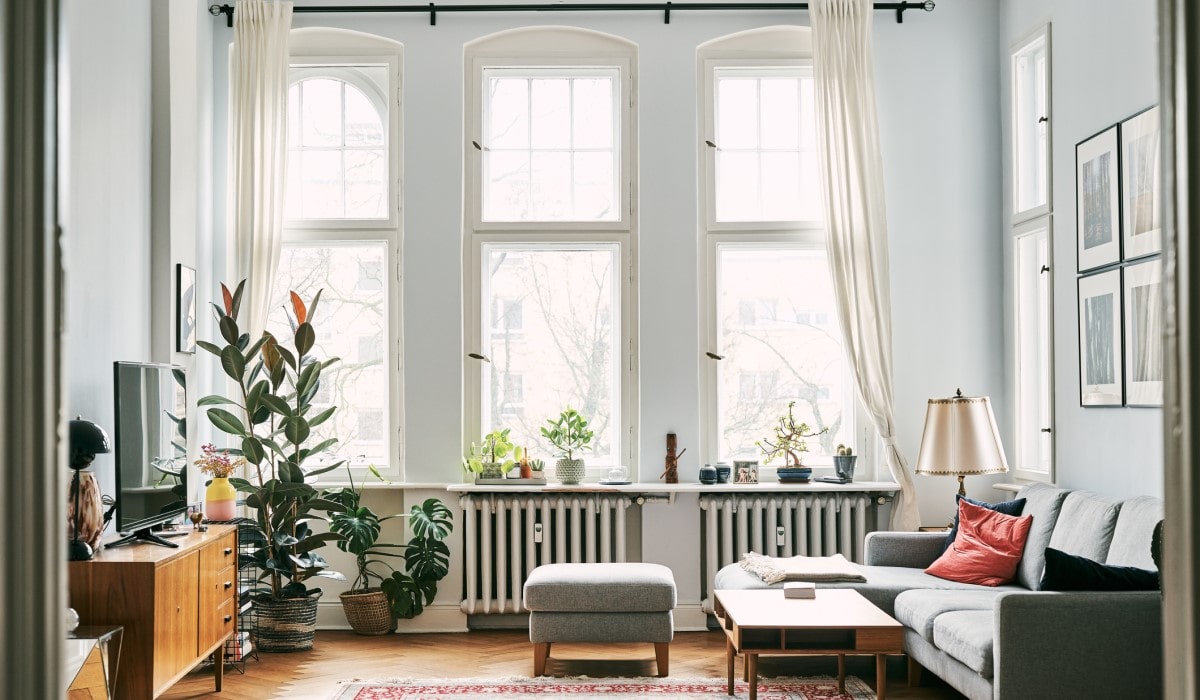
555 458 586 485
253 591 321 652
833 455 857 481
480 462 504 479
340 588 394 636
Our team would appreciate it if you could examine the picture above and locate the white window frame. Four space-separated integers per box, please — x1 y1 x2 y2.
1011 216 1055 482
464 29 639 480
698 31 871 476
1010 23 1052 223
280 34 404 480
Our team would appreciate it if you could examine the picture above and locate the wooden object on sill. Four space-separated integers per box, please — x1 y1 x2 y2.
661 433 681 484
69 524 238 700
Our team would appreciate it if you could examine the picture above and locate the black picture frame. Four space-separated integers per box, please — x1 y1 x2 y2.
1076 124 1122 272
1077 268 1123 407
176 264 196 354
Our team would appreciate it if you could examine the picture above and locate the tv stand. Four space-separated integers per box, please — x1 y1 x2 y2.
106 527 182 549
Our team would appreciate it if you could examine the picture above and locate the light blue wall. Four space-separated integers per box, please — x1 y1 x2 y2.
999 0 1162 498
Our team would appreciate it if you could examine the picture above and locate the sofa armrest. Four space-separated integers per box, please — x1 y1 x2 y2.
863 531 946 568
993 591 1162 700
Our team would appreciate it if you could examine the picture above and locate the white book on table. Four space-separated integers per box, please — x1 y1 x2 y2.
783 581 817 599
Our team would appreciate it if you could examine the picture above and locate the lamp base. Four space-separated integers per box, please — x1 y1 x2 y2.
67 539 94 561
956 474 967 498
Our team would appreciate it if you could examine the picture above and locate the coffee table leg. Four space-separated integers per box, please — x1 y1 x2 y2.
876 653 887 700
747 653 758 700
725 637 735 696
837 654 845 693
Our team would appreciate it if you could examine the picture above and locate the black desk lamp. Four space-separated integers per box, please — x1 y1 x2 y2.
69 417 111 561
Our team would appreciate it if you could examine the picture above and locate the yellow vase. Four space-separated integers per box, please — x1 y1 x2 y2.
205 477 237 521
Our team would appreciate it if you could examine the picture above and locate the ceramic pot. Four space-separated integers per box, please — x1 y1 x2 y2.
555 458 586 485
833 455 857 481
205 476 238 521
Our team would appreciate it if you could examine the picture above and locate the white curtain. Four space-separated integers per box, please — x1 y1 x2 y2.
811 0 921 531
228 0 292 339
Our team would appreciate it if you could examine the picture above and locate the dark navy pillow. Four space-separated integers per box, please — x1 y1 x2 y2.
1039 547 1160 591
941 495 1027 554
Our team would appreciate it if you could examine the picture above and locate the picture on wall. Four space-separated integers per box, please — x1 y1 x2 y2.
1078 268 1123 407
1120 106 1162 260
176 264 196 354
1123 257 1163 406
1076 125 1121 272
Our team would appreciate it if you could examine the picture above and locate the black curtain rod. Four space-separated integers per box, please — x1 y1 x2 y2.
209 1 935 28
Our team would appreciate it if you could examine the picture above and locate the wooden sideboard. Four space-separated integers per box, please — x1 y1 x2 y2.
69 524 238 699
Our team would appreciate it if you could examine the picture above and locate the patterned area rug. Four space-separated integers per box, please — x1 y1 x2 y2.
332 676 874 699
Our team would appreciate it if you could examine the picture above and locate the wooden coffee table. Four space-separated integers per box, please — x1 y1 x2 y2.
713 589 903 700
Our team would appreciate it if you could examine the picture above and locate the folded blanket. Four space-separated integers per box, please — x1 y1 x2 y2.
739 551 867 585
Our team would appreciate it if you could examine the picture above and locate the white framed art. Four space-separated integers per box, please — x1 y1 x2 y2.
1078 268 1123 407
1120 106 1162 261
1123 257 1163 406
1076 125 1121 272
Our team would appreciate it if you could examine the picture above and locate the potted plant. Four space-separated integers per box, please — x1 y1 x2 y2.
755 401 828 467
463 428 520 481
324 465 454 634
541 408 594 485
198 281 346 652
380 497 453 622
833 444 857 482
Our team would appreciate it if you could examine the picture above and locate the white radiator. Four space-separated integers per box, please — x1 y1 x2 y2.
459 494 632 615
699 493 874 612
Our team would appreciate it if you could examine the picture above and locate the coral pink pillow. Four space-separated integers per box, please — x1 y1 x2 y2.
925 498 1033 586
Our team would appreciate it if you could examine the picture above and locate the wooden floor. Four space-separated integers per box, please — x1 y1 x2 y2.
163 629 966 700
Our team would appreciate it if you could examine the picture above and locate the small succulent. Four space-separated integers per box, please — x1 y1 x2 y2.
529 458 545 472
836 444 854 456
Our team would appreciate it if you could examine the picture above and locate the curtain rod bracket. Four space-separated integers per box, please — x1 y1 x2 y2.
209 4 233 28
430 3 437 25
664 2 671 24
896 1 936 24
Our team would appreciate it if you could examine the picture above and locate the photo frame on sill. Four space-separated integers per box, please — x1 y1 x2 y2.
1078 268 1123 407
1122 257 1163 406
1076 125 1121 272
176 264 197 354
1120 106 1162 261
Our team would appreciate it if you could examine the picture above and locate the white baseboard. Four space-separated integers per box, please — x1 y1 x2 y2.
317 600 468 633
673 603 709 632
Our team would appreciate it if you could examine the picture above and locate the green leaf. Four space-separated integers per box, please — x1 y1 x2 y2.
231 280 246 320
197 340 223 357
282 416 311 446
296 362 320 402
207 408 248 437
220 345 246 382
308 289 323 323
409 499 454 540
198 395 239 407
279 460 305 483
305 460 344 479
219 315 239 345
259 393 291 417
307 406 336 428
242 436 265 466
299 438 338 463
295 322 316 357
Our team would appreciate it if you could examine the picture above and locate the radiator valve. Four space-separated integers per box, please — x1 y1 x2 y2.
533 522 543 543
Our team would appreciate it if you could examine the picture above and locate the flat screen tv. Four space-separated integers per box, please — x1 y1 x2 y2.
110 361 189 548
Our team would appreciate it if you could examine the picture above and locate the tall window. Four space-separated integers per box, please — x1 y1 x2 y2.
466 29 637 478
1011 25 1051 220
1013 219 1054 481
273 43 402 478
701 31 856 470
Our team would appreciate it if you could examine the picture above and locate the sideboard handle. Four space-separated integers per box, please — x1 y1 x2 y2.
224 547 234 555
224 615 233 623
224 581 233 589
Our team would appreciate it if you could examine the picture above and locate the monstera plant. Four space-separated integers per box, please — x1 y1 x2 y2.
198 280 345 652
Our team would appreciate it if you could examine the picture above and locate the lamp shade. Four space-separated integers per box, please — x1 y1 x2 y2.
914 392 1009 477
69 417 111 470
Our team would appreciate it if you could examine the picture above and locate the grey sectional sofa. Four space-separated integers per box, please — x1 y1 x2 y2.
713 483 1163 700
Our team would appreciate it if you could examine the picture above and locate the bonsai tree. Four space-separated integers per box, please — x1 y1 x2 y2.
755 401 828 467
198 281 345 601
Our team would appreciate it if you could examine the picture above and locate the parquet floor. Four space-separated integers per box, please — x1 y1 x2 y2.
163 629 966 699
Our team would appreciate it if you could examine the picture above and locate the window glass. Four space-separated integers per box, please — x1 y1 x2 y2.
1012 30 1050 215
1014 224 1053 477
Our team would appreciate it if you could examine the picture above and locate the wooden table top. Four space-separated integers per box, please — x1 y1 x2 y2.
713 589 902 630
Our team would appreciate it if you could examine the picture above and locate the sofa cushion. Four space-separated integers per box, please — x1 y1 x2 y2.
933 610 995 678
1014 483 1071 590
1040 547 1159 591
894 589 1004 642
1047 491 1122 562
925 500 1033 586
1106 496 1163 570
940 495 1027 554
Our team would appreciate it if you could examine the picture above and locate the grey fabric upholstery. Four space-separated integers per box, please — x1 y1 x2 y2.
1047 491 1122 562
1013 483 1070 590
863 531 947 567
528 610 674 643
932 611 994 678
904 629 993 700
894 589 1007 641
524 563 676 612
1105 496 1162 569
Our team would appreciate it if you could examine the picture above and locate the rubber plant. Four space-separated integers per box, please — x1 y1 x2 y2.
198 281 346 601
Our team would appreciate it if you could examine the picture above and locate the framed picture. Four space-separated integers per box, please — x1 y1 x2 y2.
1123 257 1163 406
1077 268 1123 406
1076 125 1121 272
1120 106 1162 260
733 460 759 484
176 264 197 354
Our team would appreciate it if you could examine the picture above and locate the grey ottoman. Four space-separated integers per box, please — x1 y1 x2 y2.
523 562 677 677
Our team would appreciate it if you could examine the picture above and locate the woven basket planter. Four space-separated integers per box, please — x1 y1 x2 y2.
340 588 394 636
253 592 320 652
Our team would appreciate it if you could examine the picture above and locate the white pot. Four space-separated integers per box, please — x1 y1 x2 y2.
555 458 586 485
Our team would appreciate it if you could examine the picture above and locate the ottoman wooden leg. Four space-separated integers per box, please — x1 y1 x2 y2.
654 642 669 677
533 643 550 676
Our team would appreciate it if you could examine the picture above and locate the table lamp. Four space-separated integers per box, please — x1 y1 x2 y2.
69 417 111 561
914 389 1009 500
